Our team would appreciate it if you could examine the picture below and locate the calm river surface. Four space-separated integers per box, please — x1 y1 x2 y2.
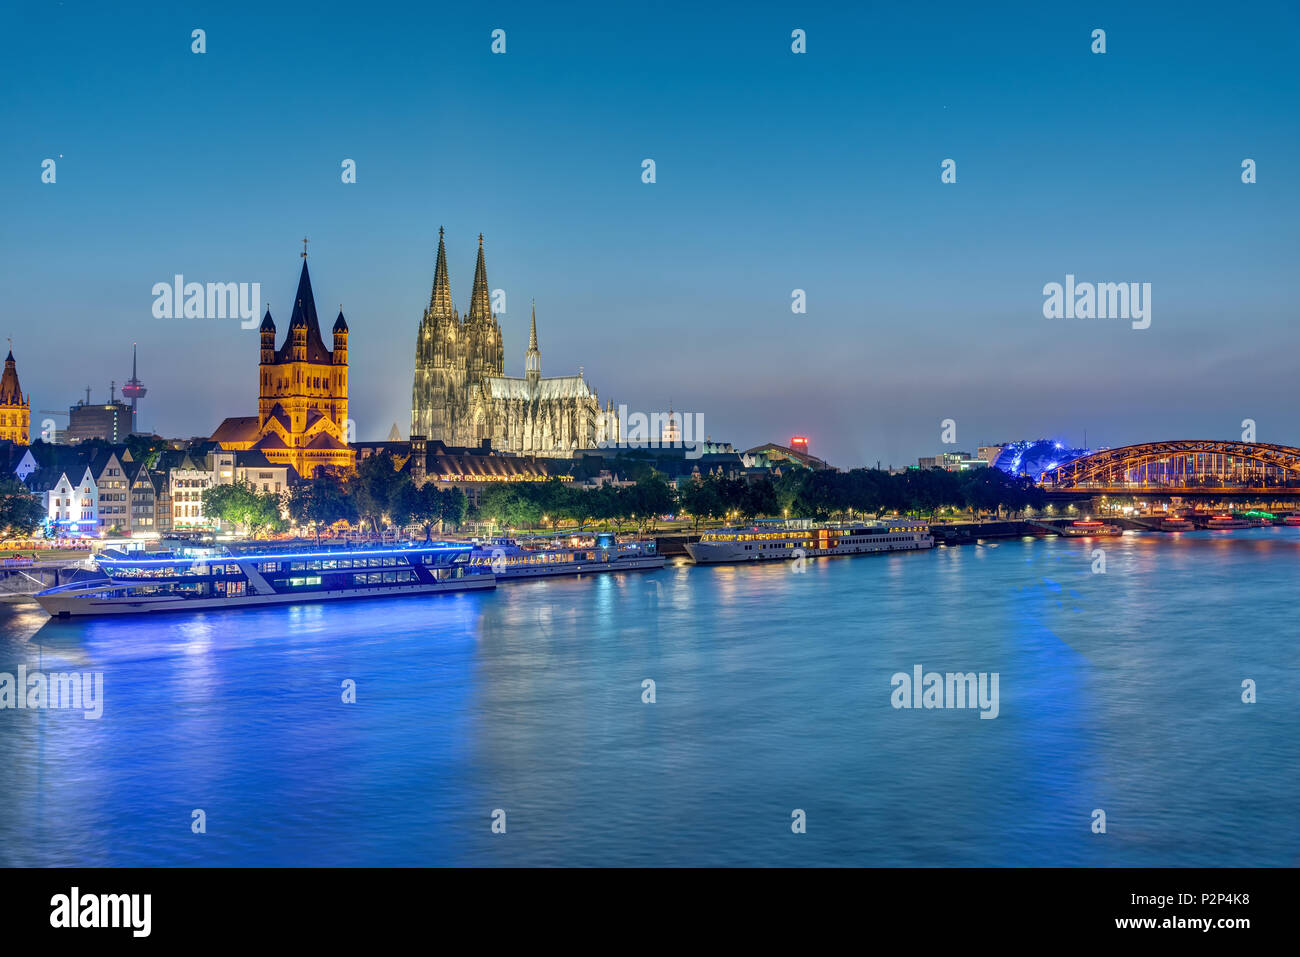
1 530 1296 866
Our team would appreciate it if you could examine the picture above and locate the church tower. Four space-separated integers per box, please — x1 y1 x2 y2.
332 307 349 435
0 346 30 445
464 233 504 383
412 230 505 446
411 227 466 442
248 247 354 475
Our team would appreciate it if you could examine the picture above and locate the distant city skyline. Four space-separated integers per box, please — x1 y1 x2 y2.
3 2 1297 467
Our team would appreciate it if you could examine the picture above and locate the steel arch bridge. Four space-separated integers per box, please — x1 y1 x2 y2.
1039 440 1300 494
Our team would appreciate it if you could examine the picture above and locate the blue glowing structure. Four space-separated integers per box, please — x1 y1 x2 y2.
992 440 1091 479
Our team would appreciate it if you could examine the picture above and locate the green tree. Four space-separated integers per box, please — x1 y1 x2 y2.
351 453 402 534
741 477 779 520
202 480 285 538
388 476 421 534
125 435 168 469
406 483 441 540
287 472 355 543
478 484 541 532
625 476 674 534
598 484 622 530
2 478 49 543
248 489 287 536
566 486 599 530
201 481 256 534
679 478 724 530
439 487 468 532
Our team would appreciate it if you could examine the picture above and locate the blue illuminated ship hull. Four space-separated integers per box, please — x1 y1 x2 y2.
34 542 495 618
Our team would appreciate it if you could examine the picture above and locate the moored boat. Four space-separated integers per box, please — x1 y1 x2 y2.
1206 515 1250 529
467 532 664 579
34 540 494 618
1060 520 1122 537
685 519 932 564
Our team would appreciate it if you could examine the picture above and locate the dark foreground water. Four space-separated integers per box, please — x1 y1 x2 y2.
1 531 1297 867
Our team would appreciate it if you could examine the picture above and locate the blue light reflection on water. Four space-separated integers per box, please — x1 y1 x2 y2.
0 531 1296 866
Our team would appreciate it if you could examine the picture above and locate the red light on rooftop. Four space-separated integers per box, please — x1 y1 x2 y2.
790 436 809 450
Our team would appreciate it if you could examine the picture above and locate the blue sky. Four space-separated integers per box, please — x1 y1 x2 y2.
2 1 1297 467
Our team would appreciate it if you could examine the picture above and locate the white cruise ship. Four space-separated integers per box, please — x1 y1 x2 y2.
685 519 933 565
34 541 494 618
467 532 665 579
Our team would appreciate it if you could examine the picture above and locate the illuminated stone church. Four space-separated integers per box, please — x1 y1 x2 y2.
212 251 355 476
411 230 617 456
0 347 30 445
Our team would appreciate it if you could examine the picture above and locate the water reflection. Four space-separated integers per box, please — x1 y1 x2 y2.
0 532 1296 866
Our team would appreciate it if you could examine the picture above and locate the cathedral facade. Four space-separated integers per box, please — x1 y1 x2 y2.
411 230 616 456
212 254 356 477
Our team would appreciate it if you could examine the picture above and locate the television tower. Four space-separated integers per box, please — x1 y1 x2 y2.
121 342 147 432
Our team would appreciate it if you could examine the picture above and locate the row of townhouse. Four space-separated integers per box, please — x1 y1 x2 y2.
7 441 296 538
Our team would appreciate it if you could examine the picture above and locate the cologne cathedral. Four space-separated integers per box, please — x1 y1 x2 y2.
410 230 617 456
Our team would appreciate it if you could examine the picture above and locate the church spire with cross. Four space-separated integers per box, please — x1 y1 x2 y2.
234 240 354 478
467 233 492 324
428 226 455 320
0 338 32 444
525 300 540 383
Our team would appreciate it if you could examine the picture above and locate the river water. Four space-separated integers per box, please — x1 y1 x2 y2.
1 530 1296 866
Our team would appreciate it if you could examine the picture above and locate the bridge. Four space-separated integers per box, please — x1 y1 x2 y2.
1040 440 1300 495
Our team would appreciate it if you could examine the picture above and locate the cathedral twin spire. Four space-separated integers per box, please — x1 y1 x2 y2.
428 228 496 328
410 229 611 453
428 226 456 320
467 233 492 325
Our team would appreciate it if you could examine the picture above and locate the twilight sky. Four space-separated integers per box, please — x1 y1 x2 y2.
2 1 1297 468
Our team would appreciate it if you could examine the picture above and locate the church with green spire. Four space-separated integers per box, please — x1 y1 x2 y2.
410 230 617 455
